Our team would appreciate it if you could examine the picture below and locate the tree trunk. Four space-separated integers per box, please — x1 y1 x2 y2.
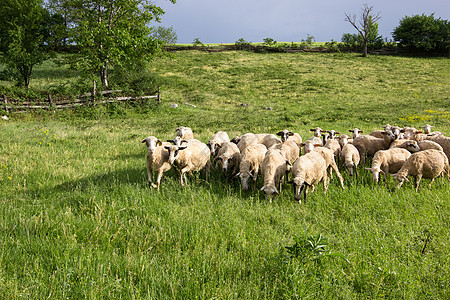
100 63 108 88
363 40 368 57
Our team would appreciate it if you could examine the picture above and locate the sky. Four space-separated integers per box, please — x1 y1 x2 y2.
153 0 450 44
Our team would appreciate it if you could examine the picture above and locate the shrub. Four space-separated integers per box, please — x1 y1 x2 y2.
393 13 449 52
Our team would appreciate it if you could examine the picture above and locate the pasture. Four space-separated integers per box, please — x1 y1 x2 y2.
0 51 449 298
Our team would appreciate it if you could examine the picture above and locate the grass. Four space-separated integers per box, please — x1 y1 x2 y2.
0 51 449 298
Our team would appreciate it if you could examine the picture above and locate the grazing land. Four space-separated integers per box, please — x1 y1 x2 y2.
0 51 449 299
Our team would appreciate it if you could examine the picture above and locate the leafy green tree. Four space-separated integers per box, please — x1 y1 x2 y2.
59 0 176 88
150 26 178 45
0 0 49 88
344 4 381 57
392 14 449 52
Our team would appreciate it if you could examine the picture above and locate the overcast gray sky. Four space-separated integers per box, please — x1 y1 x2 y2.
153 0 450 44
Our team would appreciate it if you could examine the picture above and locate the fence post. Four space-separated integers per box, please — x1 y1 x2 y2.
157 87 161 103
48 93 54 110
2 95 9 114
91 80 97 104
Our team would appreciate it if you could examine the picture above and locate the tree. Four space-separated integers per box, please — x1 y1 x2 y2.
392 14 449 53
0 0 49 88
344 4 381 57
150 26 178 45
59 0 176 88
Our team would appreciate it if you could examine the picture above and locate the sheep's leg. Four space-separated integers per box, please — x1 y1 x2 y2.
146 160 155 188
414 175 422 192
331 161 345 189
323 172 329 195
428 177 435 189
155 170 164 190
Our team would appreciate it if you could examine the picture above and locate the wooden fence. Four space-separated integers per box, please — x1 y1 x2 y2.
1 88 161 113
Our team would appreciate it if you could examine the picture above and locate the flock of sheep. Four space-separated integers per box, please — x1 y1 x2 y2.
142 124 450 203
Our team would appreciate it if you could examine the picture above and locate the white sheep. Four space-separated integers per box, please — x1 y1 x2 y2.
207 131 230 156
164 141 211 186
236 133 260 152
352 130 397 166
214 141 240 174
261 134 282 149
389 140 421 153
365 148 411 183
340 143 360 176
260 149 290 202
392 149 450 192
301 141 345 189
324 131 341 159
275 130 302 146
349 128 363 140
175 126 194 140
428 136 450 161
237 144 267 190
289 151 328 203
420 124 443 136
307 127 324 146
141 136 172 190
271 140 300 165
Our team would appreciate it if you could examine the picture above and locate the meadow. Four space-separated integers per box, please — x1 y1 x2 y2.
0 50 449 299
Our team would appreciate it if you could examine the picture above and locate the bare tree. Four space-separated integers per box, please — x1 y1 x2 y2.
345 4 381 57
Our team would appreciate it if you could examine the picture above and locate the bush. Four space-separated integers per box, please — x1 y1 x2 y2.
393 14 449 52
110 68 161 96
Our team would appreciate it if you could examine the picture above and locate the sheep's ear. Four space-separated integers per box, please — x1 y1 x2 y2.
157 140 162 146
335 132 340 135
416 131 422 134
260 186 265 191
181 139 188 144
141 139 147 143
179 146 188 151
314 144 321 147
300 143 305 147
164 146 170 150
234 172 240 178
365 168 372 172
360 131 363 133
286 160 292 166
400 129 405 133
276 131 283 136
288 132 294 136
349 130 353 133
309 129 315 132
167 139 175 144
273 187 279 195
379 170 385 175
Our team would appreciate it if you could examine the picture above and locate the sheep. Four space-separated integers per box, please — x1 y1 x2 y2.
428 136 450 161
289 151 328 203
276 129 302 146
214 141 240 175
340 143 360 176
207 131 230 156
164 141 211 186
308 127 324 146
324 131 341 159
420 124 443 136
349 128 363 140
167 136 188 147
175 126 194 140
338 134 351 148
389 140 421 153
271 140 300 166
261 134 282 149
301 141 345 189
236 144 267 190
260 149 290 202
236 133 260 152
369 124 395 139
352 130 397 166
141 136 172 190
256 133 270 143
401 127 421 140
365 148 411 183
391 149 450 192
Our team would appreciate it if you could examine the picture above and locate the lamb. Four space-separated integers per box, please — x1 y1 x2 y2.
365 148 411 183
141 136 172 190
260 149 290 202
301 141 345 189
261 134 282 149
236 144 267 190
214 141 240 174
340 142 360 176
352 130 397 166
308 127 324 146
236 133 260 152
175 126 194 140
164 141 211 186
389 140 421 153
391 149 450 192
207 131 230 156
289 151 328 203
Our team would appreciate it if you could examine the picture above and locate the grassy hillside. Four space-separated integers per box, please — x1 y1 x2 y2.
0 51 449 299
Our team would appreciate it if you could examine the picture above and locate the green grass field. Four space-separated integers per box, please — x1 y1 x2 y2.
0 51 449 298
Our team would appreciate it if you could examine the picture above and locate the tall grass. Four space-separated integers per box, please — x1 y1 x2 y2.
0 51 449 298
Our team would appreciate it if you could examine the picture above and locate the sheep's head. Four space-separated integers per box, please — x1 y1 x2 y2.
345 161 355 176
405 141 420 153
310 127 324 137
349 128 362 139
421 124 433 134
164 145 188 164
326 130 340 139
141 136 162 153
237 171 253 191
260 185 279 201
167 136 188 147
215 156 234 172
365 167 383 182
289 178 306 202
276 130 294 143
391 173 409 188
301 141 319 154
